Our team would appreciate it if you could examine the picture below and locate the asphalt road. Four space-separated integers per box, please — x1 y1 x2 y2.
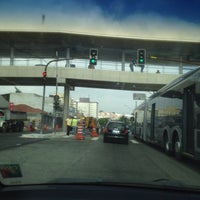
0 132 47 150
1 133 200 189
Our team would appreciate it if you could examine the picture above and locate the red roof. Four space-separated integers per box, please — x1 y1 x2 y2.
14 104 43 113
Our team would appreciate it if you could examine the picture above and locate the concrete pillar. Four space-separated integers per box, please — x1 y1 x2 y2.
179 56 183 74
65 48 70 67
10 47 14 66
121 51 125 71
62 83 70 131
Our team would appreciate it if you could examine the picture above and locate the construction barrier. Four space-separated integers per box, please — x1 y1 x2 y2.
75 121 85 140
55 124 59 131
43 124 47 131
91 126 98 137
26 125 31 132
26 125 35 132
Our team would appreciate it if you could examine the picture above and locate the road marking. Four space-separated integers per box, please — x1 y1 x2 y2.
91 137 99 141
130 139 140 144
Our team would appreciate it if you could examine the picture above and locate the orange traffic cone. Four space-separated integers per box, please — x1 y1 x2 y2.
43 124 47 131
91 126 98 137
75 121 85 140
26 125 31 132
55 124 59 131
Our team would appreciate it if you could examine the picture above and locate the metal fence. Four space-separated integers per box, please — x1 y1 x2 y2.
0 57 197 74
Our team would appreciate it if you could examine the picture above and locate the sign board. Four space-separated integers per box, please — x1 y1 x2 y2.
133 93 146 100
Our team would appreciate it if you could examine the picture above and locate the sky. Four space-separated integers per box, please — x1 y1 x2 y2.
0 0 200 114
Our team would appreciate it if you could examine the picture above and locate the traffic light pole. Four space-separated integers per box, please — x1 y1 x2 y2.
40 58 70 134
40 79 46 134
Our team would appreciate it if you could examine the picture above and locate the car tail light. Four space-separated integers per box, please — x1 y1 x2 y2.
104 128 109 134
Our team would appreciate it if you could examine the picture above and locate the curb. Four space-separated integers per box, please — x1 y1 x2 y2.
21 132 73 139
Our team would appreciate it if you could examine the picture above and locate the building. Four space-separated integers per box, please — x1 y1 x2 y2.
1 93 54 129
3 92 53 113
72 98 98 118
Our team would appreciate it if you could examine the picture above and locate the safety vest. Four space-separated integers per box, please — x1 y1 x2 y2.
66 118 72 126
71 118 78 127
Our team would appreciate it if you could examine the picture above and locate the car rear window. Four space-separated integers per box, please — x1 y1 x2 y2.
108 122 125 130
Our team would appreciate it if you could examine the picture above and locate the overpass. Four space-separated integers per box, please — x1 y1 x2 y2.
0 66 179 91
0 30 199 131
0 30 199 90
1 30 200 68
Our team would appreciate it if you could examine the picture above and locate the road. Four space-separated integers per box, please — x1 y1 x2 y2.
0 133 200 188
0 132 47 150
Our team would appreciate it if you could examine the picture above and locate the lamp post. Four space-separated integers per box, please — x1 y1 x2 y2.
40 58 70 134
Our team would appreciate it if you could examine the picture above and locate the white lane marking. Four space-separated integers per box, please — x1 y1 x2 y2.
91 137 99 141
130 139 140 144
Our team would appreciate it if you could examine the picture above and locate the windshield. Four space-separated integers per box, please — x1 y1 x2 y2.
1 0 200 191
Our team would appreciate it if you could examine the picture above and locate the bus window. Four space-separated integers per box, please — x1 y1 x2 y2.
197 114 200 129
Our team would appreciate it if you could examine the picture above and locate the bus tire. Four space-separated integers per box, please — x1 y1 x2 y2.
174 136 182 160
164 134 171 155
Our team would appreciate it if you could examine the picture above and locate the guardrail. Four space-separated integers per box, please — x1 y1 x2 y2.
0 57 194 74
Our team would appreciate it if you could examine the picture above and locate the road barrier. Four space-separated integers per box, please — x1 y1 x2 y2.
55 124 59 131
91 126 98 137
75 121 85 140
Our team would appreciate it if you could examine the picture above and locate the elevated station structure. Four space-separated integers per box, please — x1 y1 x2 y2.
0 30 200 130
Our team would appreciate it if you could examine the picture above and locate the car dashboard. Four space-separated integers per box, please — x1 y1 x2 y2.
1 183 200 200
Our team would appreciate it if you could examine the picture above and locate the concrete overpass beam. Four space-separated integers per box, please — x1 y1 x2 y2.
179 56 183 74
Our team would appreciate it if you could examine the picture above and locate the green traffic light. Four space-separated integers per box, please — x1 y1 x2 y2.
139 58 144 63
90 58 96 64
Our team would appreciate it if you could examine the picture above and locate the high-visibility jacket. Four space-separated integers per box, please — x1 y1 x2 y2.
71 118 78 127
66 118 72 126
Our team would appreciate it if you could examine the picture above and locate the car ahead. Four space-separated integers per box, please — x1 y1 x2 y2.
103 120 129 144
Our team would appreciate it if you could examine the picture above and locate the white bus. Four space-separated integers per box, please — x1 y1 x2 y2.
133 67 200 160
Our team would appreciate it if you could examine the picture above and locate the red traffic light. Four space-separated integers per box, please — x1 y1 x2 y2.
43 71 47 77
9 102 14 111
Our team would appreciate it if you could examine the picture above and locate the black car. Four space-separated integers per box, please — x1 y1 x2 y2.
103 120 129 144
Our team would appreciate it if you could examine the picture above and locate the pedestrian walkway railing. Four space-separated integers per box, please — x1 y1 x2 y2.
0 57 196 74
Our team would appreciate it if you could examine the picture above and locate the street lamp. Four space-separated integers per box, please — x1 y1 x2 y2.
40 58 70 134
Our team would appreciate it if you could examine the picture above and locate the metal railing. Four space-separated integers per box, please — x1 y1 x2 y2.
0 57 197 74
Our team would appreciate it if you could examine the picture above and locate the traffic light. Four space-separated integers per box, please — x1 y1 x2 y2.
89 48 98 65
42 71 47 83
54 101 59 110
54 95 60 110
9 102 14 111
43 71 47 77
137 49 146 65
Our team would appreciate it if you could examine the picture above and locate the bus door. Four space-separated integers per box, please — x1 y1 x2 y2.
150 103 156 140
183 85 195 154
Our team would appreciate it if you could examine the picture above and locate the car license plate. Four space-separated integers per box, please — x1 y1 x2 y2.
113 128 120 134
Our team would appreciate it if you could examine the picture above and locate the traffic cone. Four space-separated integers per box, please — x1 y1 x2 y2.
26 125 31 132
75 121 85 140
91 126 98 137
55 124 59 131
43 124 47 131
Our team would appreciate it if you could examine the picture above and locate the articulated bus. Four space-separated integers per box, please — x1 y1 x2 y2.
133 67 200 160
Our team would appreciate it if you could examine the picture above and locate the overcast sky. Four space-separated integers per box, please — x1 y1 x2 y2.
0 0 200 114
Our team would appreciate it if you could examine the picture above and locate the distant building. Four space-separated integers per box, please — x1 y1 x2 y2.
98 111 122 119
2 93 53 113
0 94 53 129
72 98 98 118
